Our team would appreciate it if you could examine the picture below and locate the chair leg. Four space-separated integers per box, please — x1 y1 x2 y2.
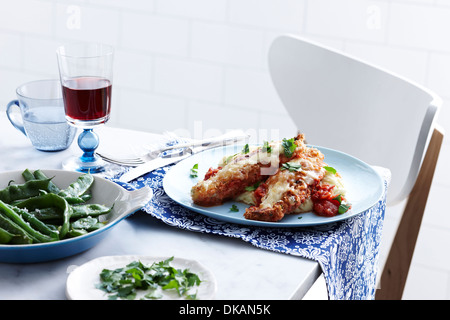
375 127 444 300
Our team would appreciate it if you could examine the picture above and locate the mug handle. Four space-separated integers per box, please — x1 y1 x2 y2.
6 100 26 136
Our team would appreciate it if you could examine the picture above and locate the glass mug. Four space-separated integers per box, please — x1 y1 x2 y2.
6 79 77 151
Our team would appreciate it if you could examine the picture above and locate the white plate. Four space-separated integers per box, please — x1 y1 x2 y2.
66 255 217 300
163 144 384 227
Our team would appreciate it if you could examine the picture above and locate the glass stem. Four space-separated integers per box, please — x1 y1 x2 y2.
78 129 99 163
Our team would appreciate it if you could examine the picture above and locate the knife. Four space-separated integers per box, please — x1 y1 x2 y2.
119 153 191 183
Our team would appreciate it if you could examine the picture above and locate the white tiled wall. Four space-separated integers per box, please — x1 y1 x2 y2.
1 0 450 299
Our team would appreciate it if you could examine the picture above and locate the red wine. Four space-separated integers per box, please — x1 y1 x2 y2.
62 77 112 121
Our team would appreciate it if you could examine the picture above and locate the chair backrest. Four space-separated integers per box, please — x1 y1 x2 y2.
268 35 442 205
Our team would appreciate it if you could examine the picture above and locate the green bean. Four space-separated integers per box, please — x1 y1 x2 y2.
80 194 92 202
14 194 72 239
64 196 88 204
11 206 59 240
0 214 32 244
58 174 94 199
60 193 93 205
33 169 60 194
71 217 103 231
28 207 60 221
72 203 111 219
66 228 88 238
0 227 14 244
0 179 52 204
26 207 60 222
21 170 94 205
0 200 57 243
21 169 36 182
1 170 113 244
32 203 112 222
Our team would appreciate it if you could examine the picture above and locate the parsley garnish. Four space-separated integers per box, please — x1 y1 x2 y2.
262 141 272 153
282 138 296 158
242 144 250 154
332 195 351 214
338 203 351 214
96 257 201 300
245 182 261 192
324 166 337 174
281 162 302 172
230 204 239 212
190 164 198 178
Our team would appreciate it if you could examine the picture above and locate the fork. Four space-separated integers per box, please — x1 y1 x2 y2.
98 131 248 167
97 147 191 167
143 130 249 154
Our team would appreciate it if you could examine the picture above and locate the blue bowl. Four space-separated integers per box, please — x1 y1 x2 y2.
0 169 152 263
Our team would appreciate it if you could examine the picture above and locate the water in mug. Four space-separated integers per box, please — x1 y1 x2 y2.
23 106 76 151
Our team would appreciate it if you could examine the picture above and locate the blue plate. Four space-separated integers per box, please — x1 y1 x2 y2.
0 169 152 263
163 144 384 227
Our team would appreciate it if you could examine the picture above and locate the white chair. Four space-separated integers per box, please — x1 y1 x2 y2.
268 35 444 300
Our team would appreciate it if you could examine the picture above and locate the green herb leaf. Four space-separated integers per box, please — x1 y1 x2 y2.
245 182 260 192
230 204 239 212
95 257 202 300
333 194 342 203
262 141 272 153
144 290 163 300
162 279 180 291
282 138 296 158
332 194 351 214
324 166 337 174
338 203 351 214
242 144 250 154
190 163 198 178
281 162 302 172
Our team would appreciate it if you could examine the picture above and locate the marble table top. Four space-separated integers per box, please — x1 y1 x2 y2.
0 114 320 300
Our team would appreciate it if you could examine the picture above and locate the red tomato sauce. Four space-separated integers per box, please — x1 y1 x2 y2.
311 184 340 217
204 167 222 180
253 183 268 206
313 200 339 217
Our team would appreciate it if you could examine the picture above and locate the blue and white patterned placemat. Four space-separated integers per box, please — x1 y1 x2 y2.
112 165 389 300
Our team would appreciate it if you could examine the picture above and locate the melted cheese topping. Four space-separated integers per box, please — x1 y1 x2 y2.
260 169 293 209
218 142 282 169
295 199 313 213
259 155 325 209
196 137 347 216
197 141 285 195
231 144 347 214
235 190 255 205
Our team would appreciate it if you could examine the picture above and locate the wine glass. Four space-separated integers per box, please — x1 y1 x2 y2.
56 43 113 173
